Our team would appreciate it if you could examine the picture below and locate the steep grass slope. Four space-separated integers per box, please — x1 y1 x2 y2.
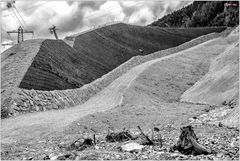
65 23 226 71
18 40 106 90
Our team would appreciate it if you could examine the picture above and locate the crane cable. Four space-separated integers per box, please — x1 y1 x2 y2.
12 4 27 28
8 9 22 26
6 1 27 28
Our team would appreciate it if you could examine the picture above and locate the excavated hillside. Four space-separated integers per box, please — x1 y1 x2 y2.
1 23 227 117
1 26 239 160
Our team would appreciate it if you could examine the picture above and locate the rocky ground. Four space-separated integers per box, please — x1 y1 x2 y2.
1 121 239 160
1 102 239 160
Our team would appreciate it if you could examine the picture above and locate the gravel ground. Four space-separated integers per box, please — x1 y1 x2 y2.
1 123 238 160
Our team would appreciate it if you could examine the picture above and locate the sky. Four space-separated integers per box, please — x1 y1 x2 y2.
1 0 192 44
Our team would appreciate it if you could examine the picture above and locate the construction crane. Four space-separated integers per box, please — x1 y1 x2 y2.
7 26 34 43
49 25 59 40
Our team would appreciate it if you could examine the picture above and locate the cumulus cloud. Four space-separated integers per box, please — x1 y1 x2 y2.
1 0 191 42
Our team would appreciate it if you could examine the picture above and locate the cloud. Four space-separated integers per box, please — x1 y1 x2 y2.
128 6 155 25
1 0 191 42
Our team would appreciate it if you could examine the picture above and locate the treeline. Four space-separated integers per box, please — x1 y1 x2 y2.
151 1 239 27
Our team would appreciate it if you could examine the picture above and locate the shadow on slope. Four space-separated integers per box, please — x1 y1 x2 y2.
66 23 226 71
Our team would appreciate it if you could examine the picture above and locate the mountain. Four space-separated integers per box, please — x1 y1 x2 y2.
151 1 239 27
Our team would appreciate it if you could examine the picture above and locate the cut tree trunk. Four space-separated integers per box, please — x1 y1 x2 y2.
170 125 211 155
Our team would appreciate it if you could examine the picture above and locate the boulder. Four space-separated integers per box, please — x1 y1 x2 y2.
121 142 145 152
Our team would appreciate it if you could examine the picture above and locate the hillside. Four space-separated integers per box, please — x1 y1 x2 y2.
180 42 239 106
2 23 226 91
1 26 239 160
64 23 226 72
1 23 227 117
2 29 233 143
151 1 239 27
180 27 239 129
1 39 108 91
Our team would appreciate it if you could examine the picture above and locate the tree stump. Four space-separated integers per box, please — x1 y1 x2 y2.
135 126 154 145
170 125 211 155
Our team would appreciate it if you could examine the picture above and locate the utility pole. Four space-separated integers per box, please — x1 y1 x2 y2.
49 25 59 40
7 26 34 43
